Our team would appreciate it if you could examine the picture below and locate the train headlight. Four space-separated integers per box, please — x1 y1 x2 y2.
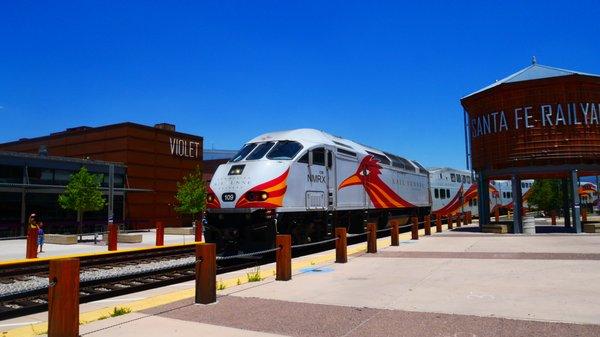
260 192 268 201
246 191 269 201
207 194 215 202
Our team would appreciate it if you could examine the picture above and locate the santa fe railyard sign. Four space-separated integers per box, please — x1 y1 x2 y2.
470 102 600 138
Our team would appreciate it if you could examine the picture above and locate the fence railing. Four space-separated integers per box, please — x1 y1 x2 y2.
22 211 473 337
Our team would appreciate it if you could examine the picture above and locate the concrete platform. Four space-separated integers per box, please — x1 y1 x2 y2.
0 231 197 262
4 225 600 336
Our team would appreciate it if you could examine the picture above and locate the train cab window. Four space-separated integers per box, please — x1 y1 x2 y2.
298 152 309 164
267 141 303 160
230 143 257 162
434 188 439 199
440 189 446 199
451 174 456 182
311 148 325 166
246 142 275 160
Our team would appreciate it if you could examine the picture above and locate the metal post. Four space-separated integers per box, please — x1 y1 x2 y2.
511 175 523 234
477 173 490 226
335 227 347 263
562 179 571 227
108 164 114 225
195 243 216 304
48 258 80 337
571 169 582 233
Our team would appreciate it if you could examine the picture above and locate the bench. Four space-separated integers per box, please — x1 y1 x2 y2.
482 224 508 234
583 223 600 233
102 233 143 243
164 227 195 235
45 234 78 245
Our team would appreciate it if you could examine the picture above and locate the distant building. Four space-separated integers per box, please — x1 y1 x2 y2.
0 122 204 233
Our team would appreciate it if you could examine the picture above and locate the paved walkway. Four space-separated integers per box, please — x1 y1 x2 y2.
5 225 600 336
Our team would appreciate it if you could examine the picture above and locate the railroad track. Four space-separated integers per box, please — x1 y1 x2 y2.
0 224 415 320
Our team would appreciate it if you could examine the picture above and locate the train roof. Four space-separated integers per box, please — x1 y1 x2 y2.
248 128 428 174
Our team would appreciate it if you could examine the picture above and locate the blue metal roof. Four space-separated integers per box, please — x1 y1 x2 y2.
463 61 600 99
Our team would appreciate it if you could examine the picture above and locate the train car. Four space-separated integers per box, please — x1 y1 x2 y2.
205 128 431 253
429 167 533 217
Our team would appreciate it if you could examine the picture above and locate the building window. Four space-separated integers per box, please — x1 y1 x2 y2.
28 167 53 185
0 165 23 184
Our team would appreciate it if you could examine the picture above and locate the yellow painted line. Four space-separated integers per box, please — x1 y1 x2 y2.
2 225 450 337
0 242 203 268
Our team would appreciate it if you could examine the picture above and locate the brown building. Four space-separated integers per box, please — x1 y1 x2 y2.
461 60 600 233
0 122 203 229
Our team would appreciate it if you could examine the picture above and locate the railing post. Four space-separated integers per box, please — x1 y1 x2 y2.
424 215 431 235
195 243 216 304
448 215 454 230
551 210 557 226
195 220 203 242
48 258 79 337
435 215 442 233
390 221 399 246
276 235 291 281
367 223 377 253
411 217 419 240
26 227 38 259
456 213 462 228
582 207 588 222
108 223 118 251
495 207 500 223
156 221 164 247
335 227 347 263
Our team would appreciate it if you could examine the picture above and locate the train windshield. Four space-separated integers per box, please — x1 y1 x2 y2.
230 143 257 162
246 141 275 160
267 141 303 160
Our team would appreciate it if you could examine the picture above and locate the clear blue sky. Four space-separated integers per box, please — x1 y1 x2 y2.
1 1 599 169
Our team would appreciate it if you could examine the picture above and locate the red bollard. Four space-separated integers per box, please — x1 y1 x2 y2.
551 210 557 226
390 221 399 246
424 215 431 235
195 220 203 242
108 223 118 251
26 227 38 259
156 221 164 246
411 217 419 240
456 213 462 228
582 207 588 222
48 258 80 337
367 223 377 253
436 216 442 233
448 215 454 230
195 243 216 304
335 227 347 263
276 235 291 281
494 207 500 223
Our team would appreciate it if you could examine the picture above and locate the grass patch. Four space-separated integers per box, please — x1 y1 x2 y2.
237 278 242 285
217 279 226 290
246 267 263 282
99 306 132 320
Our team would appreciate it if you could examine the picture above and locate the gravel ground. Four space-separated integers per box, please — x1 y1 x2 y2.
0 256 195 299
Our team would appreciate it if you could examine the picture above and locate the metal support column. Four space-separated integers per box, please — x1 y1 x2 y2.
571 170 582 233
562 179 571 228
511 175 523 234
108 164 114 225
477 172 490 227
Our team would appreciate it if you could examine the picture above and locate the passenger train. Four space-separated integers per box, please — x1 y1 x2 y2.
428 167 534 217
205 129 430 252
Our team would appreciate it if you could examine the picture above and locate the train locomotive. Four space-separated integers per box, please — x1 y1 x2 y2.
205 128 431 253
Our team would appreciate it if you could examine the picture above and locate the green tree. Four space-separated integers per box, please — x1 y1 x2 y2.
58 167 106 233
174 166 206 222
527 179 563 215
